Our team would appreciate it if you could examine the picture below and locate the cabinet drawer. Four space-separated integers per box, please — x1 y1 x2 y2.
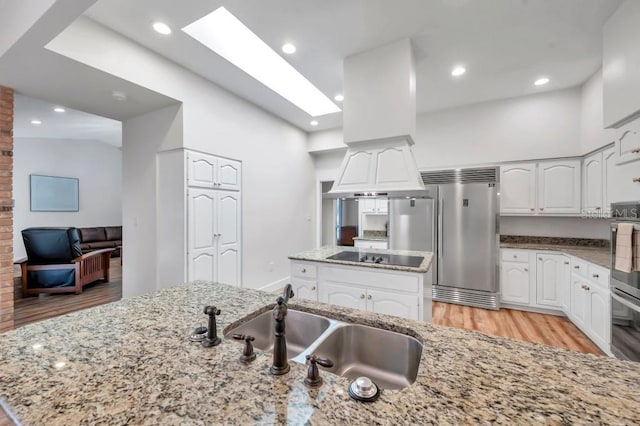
291 262 317 279
587 264 609 289
571 258 588 278
501 250 530 263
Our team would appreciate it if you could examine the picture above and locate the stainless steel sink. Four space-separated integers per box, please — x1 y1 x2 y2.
224 310 331 359
308 324 423 390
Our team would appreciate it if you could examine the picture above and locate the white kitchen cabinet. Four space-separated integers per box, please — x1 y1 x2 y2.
535 254 568 308
187 151 241 191
290 261 318 301
314 262 427 321
603 147 616 214
500 261 530 305
614 119 640 165
157 149 243 290
360 198 387 214
187 188 241 286
570 273 589 329
559 257 571 313
588 284 610 351
354 239 388 249
537 160 581 215
318 281 367 311
500 160 581 215
603 0 640 128
500 163 537 214
583 152 603 215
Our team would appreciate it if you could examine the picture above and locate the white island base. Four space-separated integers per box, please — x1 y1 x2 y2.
289 247 433 322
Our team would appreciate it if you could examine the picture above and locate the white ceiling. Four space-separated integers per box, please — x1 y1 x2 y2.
85 0 621 132
13 94 122 147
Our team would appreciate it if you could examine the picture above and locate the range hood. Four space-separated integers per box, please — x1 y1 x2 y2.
330 39 425 195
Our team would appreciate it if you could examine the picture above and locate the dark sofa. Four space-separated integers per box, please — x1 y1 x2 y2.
78 226 122 257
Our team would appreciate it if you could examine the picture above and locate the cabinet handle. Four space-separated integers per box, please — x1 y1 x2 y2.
367 295 372 300
564 261 570 265
524 268 528 272
311 286 316 291
360 294 365 299
530 208 535 211
633 177 640 183
574 265 580 269
301 268 306 273
540 208 544 211
538 257 543 261
632 147 640 154
592 274 599 279
513 255 517 258
595 207 601 210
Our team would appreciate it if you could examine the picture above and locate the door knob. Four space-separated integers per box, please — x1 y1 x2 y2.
367 294 372 300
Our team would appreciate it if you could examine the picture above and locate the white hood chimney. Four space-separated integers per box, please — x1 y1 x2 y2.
330 39 424 194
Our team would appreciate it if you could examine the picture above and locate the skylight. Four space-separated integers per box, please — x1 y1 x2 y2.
182 7 341 117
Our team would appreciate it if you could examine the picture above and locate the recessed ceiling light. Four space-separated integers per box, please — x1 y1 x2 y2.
334 94 344 102
534 77 550 86
152 22 172 35
53 107 65 113
111 91 128 102
282 43 296 54
31 120 42 125
310 120 319 126
451 66 466 77
182 7 340 117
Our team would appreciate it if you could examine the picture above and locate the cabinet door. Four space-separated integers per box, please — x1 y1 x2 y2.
291 278 318 302
535 254 563 308
318 281 366 311
376 199 388 213
217 158 241 191
583 152 603 214
615 121 640 165
560 257 571 313
500 261 530 304
187 152 217 188
500 163 536 214
217 192 241 286
367 288 419 320
602 146 616 215
570 273 588 329
537 160 581 214
360 198 376 213
588 284 610 350
188 189 217 282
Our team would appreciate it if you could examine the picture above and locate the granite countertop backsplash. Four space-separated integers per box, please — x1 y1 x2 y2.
1 282 640 424
500 235 611 268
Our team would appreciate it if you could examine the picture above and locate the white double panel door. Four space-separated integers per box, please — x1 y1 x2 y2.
188 188 241 286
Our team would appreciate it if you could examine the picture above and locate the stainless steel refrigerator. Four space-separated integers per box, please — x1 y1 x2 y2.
389 167 500 310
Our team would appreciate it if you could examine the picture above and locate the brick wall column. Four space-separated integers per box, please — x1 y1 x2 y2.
0 86 14 333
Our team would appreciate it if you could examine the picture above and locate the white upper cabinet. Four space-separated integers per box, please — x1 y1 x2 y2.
583 152 603 215
187 152 241 191
614 119 640 165
500 163 536 214
537 160 581 215
603 0 640 128
602 147 616 211
501 160 581 215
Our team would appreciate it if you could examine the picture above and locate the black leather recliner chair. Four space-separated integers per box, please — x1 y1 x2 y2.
18 227 114 296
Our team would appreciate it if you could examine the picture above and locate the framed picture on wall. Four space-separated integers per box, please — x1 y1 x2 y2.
30 174 79 212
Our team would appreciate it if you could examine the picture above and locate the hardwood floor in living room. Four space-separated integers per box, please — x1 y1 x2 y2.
10 264 601 356
12 258 122 329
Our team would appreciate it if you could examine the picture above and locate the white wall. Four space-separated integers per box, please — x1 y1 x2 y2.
310 87 583 173
13 137 122 258
501 217 610 240
580 70 615 154
49 17 316 293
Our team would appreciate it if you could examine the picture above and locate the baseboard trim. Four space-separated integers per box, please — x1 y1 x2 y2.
501 303 565 316
258 276 291 293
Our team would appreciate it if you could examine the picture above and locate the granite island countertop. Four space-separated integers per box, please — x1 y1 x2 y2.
289 246 433 273
1 282 640 424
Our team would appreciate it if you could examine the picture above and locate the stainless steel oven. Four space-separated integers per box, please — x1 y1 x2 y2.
610 201 640 362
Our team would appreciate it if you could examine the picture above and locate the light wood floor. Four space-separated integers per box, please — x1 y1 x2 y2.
9 262 601 355
432 301 603 355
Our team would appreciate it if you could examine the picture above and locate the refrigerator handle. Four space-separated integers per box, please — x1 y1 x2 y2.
438 197 443 284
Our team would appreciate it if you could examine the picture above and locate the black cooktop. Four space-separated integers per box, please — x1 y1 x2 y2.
326 251 424 268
